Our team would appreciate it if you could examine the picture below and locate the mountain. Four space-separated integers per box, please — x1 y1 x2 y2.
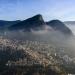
8 14 73 36
0 20 21 31
9 14 46 31
46 20 73 36
0 20 20 27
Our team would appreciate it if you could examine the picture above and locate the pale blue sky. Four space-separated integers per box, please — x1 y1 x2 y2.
0 0 75 21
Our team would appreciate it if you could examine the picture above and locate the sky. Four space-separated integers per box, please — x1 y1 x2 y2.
0 0 75 21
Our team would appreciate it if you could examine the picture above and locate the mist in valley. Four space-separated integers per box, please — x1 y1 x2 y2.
66 24 75 35
1 24 75 57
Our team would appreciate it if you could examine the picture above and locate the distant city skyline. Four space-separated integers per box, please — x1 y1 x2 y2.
0 0 75 21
